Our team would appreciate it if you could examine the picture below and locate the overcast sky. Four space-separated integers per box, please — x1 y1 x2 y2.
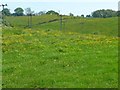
0 0 119 16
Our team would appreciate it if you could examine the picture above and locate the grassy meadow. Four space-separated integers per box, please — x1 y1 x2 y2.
2 15 119 88
5 15 118 36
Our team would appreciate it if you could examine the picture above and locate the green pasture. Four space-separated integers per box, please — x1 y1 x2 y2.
5 15 118 36
2 15 119 88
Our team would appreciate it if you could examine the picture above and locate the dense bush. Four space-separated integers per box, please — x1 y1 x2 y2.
92 9 118 18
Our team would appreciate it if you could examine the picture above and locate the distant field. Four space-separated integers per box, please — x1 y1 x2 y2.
5 15 70 28
5 15 118 36
2 16 118 88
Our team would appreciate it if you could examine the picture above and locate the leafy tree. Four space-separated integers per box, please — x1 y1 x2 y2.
92 10 103 18
117 11 120 17
46 10 59 15
81 14 84 17
38 11 46 15
2 8 11 16
69 13 74 16
25 8 34 15
14 7 24 16
86 15 91 18
92 9 117 18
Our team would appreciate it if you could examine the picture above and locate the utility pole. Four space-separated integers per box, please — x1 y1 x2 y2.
30 13 32 28
59 10 62 31
27 14 29 27
63 20 65 31
28 13 32 28
60 14 62 30
0 4 7 25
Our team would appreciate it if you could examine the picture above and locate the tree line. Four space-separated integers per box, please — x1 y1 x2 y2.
1 7 59 16
1 7 120 18
92 9 120 18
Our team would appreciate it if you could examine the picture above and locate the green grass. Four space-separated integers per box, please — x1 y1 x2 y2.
38 17 118 37
2 15 118 88
5 15 71 28
2 26 118 88
5 15 118 36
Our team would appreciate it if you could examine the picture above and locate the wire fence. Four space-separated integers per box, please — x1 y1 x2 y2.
3 14 76 31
